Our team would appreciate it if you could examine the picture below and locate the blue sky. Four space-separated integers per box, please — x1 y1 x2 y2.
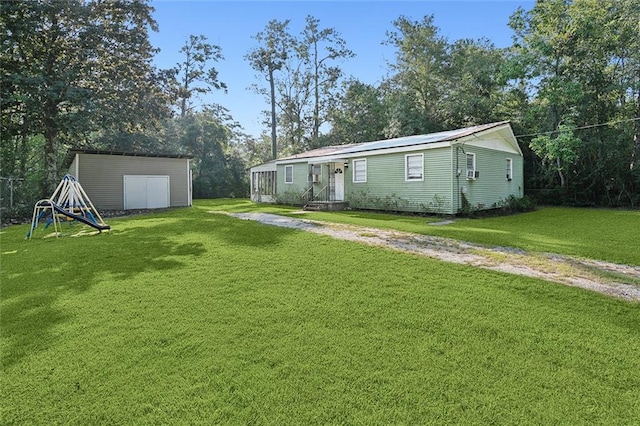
149 1 534 138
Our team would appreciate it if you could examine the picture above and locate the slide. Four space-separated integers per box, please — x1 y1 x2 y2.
47 201 111 232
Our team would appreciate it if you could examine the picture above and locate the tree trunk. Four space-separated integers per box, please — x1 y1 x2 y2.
42 92 59 197
269 65 278 160
556 157 566 189
631 92 640 170
313 41 320 143
43 125 58 198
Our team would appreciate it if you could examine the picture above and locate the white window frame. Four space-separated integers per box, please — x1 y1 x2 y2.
308 164 322 183
466 153 476 180
284 165 293 184
506 158 513 181
405 153 424 181
352 159 367 183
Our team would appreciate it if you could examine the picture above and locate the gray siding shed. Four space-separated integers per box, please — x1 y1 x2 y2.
69 150 192 210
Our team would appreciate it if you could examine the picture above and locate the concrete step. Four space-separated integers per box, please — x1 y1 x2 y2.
303 202 348 211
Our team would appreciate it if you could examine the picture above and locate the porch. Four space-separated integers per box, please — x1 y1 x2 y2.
302 159 348 210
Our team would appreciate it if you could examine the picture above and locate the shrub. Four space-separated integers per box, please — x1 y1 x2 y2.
498 195 536 213
275 190 306 206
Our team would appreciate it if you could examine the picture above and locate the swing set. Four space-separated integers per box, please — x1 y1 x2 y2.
27 174 110 239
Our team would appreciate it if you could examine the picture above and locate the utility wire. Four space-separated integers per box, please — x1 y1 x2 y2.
514 117 640 138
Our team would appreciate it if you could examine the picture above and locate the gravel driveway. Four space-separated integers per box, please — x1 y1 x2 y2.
223 212 640 302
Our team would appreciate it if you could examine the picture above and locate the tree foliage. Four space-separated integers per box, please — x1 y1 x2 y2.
246 19 293 159
246 16 353 156
327 79 386 144
508 0 640 205
170 34 227 118
1 0 168 196
3 0 639 216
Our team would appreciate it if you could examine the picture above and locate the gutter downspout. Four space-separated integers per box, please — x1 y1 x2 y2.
455 146 460 214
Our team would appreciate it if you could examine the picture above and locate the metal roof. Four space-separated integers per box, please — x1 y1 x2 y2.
332 121 510 156
254 121 517 169
69 148 193 159
277 143 365 161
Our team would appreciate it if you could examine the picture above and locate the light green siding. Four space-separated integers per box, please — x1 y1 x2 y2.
277 163 311 200
344 147 453 213
270 124 525 213
454 146 524 211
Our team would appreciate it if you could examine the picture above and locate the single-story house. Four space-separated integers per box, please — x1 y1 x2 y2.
68 149 193 210
250 121 523 214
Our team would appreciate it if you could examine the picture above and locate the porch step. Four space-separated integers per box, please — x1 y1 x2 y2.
303 201 348 212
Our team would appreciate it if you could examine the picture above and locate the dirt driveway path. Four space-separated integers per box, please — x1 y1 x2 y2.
222 212 640 302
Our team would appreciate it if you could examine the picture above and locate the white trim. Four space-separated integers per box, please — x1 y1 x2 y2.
352 159 367 183
405 153 424 182
456 124 523 156
308 163 322 182
274 123 521 165
187 159 192 206
284 165 293 184
466 153 476 180
304 141 451 164
74 153 79 179
250 161 277 172
308 157 347 165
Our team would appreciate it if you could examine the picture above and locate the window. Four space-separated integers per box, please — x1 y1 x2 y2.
405 153 424 181
284 165 293 184
466 153 476 179
506 158 513 181
353 159 367 183
307 164 322 183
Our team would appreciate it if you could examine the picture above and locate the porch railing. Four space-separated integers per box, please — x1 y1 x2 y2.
313 185 330 202
302 185 330 204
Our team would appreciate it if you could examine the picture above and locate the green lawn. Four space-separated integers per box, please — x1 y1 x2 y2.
1 203 639 424
207 199 640 265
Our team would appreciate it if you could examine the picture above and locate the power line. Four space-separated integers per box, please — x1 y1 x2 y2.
514 117 640 138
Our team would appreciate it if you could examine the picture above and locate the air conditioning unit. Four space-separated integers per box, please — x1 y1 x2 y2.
466 170 475 179
312 174 321 183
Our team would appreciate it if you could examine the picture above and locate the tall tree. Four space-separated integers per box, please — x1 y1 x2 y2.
300 15 354 143
171 34 226 118
274 57 311 155
182 105 248 198
508 0 639 204
384 15 449 135
1 0 168 196
246 19 293 159
327 79 386 144
443 38 508 127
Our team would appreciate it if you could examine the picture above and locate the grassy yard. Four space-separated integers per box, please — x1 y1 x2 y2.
208 199 640 266
1 203 639 424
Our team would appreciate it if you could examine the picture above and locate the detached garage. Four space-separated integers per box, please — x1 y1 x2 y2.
68 149 193 210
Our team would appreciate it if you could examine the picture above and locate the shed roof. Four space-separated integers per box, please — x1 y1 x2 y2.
69 148 193 159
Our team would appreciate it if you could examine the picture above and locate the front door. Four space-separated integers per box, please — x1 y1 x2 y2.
333 162 344 201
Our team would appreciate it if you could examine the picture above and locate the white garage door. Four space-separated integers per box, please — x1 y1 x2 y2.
124 175 170 209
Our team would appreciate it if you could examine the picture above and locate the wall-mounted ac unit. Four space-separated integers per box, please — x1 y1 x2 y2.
466 170 475 179
312 174 321 183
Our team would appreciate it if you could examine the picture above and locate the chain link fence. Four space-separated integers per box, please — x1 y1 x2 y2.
0 177 40 224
